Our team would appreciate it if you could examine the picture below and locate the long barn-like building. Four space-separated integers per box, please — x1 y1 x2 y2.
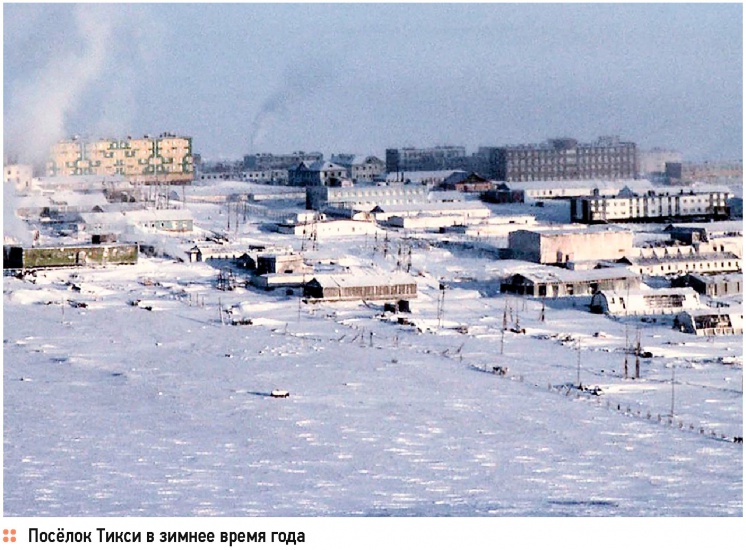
3 244 138 270
303 272 417 302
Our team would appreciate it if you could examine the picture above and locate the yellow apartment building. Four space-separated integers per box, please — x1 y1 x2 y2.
47 134 194 184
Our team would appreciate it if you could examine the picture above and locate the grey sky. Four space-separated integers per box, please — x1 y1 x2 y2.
3 3 742 164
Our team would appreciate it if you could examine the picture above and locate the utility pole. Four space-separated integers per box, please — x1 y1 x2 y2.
635 333 641 380
670 362 676 418
576 339 582 388
623 324 629 379
438 283 446 328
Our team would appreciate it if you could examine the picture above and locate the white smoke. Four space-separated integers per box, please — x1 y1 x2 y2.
3 185 34 246
3 5 163 166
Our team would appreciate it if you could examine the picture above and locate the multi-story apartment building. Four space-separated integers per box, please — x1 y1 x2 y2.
385 146 467 173
47 134 194 184
480 136 637 182
288 161 348 187
4 164 34 191
243 151 323 171
330 154 386 183
570 186 731 224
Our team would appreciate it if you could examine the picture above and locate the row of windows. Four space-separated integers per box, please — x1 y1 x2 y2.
654 261 737 271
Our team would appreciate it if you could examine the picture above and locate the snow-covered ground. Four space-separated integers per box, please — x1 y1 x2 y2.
3 201 742 516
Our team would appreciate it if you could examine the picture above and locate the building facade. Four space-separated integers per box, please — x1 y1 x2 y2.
620 246 741 276
571 187 731 223
4 164 34 191
243 151 323 171
590 288 701 316
508 228 634 265
288 161 348 187
330 154 386 183
303 272 417 302
500 266 641 298
674 309 743 336
306 183 429 210
672 273 742 298
385 146 467 173
482 136 637 182
47 134 194 184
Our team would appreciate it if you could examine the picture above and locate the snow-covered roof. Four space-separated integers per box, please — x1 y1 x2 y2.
374 202 489 214
686 272 743 285
668 221 743 235
503 179 652 192
124 209 193 222
308 271 416 289
520 226 632 237
385 170 460 182
507 266 640 284
81 208 192 225
307 161 347 172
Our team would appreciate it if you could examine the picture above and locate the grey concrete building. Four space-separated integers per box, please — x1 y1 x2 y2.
481 136 637 182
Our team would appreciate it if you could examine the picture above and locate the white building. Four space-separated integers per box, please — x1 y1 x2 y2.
303 271 417 302
571 185 731 223
499 179 655 202
330 154 386 183
81 209 193 233
621 245 741 276
674 308 743 336
590 287 701 316
508 227 634 264
276 218 381 238
4 164 34 191
289 161 349 187
373 201 491 223
306 183 429 211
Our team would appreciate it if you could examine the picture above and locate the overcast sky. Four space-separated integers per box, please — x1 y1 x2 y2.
3 3 742 164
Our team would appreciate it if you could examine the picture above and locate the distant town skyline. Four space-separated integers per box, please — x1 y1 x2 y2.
4 3 742 165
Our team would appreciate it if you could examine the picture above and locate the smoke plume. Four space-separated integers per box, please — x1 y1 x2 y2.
3 5 162 166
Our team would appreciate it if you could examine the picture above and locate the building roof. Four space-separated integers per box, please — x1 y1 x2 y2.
667 221 743 235
507 266 640 285
82 208 192 225
686 272 743 285
308 271 416 289
503 179 652 192
306 161 346 172
372 202 491 215
513 226 632 237
385 170 460 182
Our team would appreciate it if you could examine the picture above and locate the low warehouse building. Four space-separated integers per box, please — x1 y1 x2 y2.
303 272 417 302
672 273 743 298
590 287 700 316
620 246 741 276
500 266 641 298
674 309 743 336
508 228 634 265
3 243 138 269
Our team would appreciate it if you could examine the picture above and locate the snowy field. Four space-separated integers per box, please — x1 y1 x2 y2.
3 205 743 517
